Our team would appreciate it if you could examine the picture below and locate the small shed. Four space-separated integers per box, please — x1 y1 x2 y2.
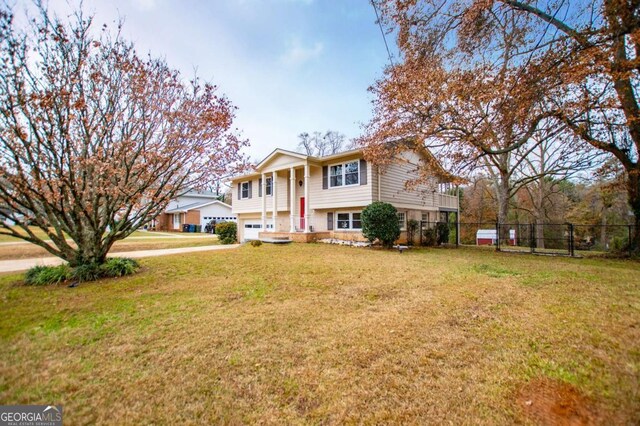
476 229 516 246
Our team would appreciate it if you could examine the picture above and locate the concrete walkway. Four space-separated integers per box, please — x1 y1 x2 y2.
0 234 217 247
0 244 241 273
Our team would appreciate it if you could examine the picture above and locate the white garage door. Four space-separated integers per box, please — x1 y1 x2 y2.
243 222 262 241
242 221 274 241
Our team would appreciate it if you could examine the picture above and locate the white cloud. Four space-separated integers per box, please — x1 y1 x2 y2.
280 38 324 66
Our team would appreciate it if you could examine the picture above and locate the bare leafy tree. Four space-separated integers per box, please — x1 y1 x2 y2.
0 4 247 267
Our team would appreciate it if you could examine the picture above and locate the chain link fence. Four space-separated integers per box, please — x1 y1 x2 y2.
415 221 636 256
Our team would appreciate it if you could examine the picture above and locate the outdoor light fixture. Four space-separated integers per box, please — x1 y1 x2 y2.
298 180 303 187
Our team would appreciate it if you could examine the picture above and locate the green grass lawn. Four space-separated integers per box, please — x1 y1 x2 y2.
0 245 638 424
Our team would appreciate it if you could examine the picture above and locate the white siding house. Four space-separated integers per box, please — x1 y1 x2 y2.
229 145 458 243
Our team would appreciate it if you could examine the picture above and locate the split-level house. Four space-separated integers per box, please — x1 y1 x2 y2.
230 144 458 242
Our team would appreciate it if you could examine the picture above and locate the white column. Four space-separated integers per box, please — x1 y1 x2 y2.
304 164 310 233
289 167 296 232
272 171 277 232
261 173 266 232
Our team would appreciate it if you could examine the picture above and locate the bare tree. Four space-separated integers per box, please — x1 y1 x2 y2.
296 130 348 156
297 132 313 156
0 4 247 267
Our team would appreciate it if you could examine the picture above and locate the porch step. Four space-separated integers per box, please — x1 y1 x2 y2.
260 238 292 244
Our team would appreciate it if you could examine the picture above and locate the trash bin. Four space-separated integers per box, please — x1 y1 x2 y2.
182 224 189 232
195 225 202 233
189 224 196 233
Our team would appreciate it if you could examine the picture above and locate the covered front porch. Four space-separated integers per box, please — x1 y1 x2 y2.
257 158 316 236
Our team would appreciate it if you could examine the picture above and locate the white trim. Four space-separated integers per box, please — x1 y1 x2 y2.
397 212 406 230
335 211 362 230
256 148 308 169
265 177 273 196
165 199 231 214
328 160 359 188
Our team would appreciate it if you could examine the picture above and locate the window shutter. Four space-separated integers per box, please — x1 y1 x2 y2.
359 159 367 185
327 212 333 230
259 178 262 197
322 166 328 189
237 183 241 200
248 181 253 199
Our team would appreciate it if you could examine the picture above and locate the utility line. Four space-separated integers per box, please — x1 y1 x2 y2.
371 0 394 67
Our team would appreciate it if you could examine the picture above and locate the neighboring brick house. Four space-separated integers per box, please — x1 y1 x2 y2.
229 144 458 242
154 191 235 232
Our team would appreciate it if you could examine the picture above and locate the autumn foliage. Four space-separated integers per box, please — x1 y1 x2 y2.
363 0 640 251
0 4 247 267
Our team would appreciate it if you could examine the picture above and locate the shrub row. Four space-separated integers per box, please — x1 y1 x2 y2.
24 257 140 286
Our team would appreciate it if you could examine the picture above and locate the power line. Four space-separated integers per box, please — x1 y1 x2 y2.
371 0 394 67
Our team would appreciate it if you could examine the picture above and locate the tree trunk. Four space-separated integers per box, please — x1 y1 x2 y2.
68 230 109 267
535 217 545 250
628 170 640 253
534 180 545 249
495 175 511 247
600 209 608 250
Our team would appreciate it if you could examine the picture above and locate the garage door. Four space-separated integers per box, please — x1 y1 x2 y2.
243 222 262 241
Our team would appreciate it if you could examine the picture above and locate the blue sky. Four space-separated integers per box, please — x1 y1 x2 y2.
42 0 393 161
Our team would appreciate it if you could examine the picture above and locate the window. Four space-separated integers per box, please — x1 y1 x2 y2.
337 213 350 229
336 212 362 230
241 181 249 199
266 177 272 196
329 160 359 187
352 213 362 229
421 212 429 222
330 164 343 187
397 212 406 230
345 161 359 185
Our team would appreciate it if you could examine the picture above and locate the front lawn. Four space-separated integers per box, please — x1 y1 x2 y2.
0 245 638 424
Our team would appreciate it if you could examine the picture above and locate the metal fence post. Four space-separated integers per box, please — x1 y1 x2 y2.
530 223 535 254
495 220 500 252
568 223 575 257
629 225 633 256
420 221 423 246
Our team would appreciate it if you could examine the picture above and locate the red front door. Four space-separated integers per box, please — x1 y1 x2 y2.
300 197 305 229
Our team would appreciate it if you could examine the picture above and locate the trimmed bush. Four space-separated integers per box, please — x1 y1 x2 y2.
216 221 237 244
25 264 71 285
101 257 140 277
250 239 262 247
361 202 401 248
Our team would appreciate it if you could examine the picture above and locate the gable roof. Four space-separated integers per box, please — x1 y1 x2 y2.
165 200 232 214
255 148 309 169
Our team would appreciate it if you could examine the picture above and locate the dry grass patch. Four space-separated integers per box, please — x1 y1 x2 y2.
0 245 638 424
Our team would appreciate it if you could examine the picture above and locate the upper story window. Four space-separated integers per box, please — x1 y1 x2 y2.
241 182 250 199
329 160 359 188
265 177 272 196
